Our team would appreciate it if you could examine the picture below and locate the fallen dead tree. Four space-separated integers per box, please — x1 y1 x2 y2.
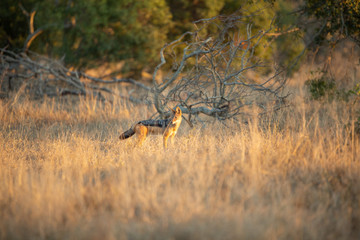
0 48 149 103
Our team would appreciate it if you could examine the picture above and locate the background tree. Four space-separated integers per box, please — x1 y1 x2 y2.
166 0 226 37
299 0 360 47
1 0 304 77
1 0 172 75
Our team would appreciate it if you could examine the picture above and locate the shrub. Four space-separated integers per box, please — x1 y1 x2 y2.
305 70 336 100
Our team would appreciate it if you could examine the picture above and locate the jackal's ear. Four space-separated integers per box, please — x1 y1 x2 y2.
170 108 176 113
176 107 181 114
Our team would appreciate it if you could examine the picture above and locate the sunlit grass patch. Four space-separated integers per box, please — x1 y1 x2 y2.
0 91 359 239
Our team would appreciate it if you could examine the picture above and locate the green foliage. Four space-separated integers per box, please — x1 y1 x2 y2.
274 1 304 69
45 1 171 70
302 0 360 45
306 70 360 102
1 0 172 72
0 0 306 74
306 70 336 100
221 0 305 70
349 83 360 97
167 0 226 37
0 0 37 49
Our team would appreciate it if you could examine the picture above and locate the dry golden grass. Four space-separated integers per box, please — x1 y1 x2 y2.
0 83 359 240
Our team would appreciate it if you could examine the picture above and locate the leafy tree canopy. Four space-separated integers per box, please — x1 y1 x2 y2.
1 0 172 72
2 0 358 75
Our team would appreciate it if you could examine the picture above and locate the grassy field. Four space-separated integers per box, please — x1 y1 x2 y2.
0 80 359 240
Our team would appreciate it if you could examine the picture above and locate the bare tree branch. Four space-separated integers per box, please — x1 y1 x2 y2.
75 72 151 91
151 12 288 122
0 49 148 104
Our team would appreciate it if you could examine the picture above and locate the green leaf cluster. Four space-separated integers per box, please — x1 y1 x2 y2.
306 69 360 102
305 70 337 100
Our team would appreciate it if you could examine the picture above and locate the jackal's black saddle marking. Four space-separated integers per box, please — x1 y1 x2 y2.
138 119 171 128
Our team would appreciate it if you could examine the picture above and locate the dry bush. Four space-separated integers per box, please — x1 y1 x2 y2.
0 80 359 240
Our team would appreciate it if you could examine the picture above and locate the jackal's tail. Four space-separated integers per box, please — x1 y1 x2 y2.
119 128 135 140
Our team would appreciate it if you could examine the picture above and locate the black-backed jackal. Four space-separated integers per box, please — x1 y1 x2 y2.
119 107 182 148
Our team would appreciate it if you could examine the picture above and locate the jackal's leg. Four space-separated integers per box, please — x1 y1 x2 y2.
163 132 171 149
170 133 176 145
163 136 168 149
135 125 148 146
